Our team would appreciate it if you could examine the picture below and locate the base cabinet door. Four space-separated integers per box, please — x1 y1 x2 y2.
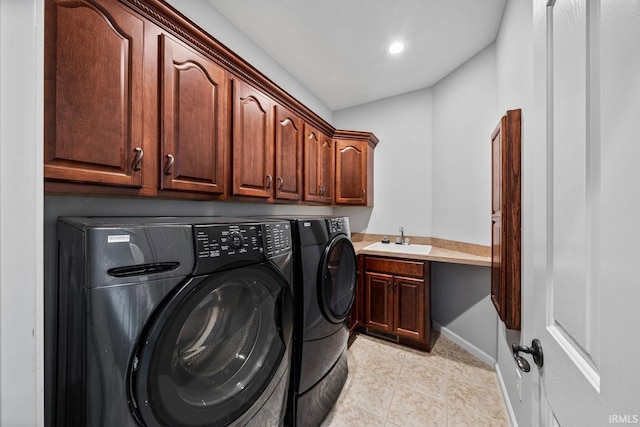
394 277 425 340
362 256 431 350
364 272 394 333
44 0 145 187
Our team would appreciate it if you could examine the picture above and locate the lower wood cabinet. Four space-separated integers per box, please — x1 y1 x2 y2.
361 255 431 351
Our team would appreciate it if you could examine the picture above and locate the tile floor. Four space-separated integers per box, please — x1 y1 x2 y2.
322 332 511 427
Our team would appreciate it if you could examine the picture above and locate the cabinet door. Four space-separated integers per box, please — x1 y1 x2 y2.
160 35 227 194
394 276 425 340
274 105 302 201
318 133 334 203
232 80 273 198
364 272 394 333
490 117 505 317
44 0 144 187
335 139 367 204
490 110 521 330
303 124 321 201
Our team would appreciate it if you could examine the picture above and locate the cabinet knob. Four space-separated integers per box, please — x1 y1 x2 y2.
319 185 325 195
278 177 284 190
132 147 143 171
164 154 174 176
265 174 273 189
361 188 366 198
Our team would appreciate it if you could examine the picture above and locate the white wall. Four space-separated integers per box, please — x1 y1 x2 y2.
333 49 499 364
432 44 497 246
333 88 433 237
0 0 44 425
164 0 333 123
494 0 535 426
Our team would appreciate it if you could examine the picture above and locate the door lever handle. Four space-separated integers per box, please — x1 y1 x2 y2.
512 338 544 372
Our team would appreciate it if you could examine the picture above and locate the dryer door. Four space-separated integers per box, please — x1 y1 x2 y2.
318 234 357 323
130 263 292 427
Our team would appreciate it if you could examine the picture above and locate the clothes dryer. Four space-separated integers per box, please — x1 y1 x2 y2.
270 216 356 426
55 217 293 427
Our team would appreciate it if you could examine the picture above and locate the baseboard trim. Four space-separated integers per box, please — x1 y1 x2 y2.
433 322 517 426
495 362 518 427
432 322 495 366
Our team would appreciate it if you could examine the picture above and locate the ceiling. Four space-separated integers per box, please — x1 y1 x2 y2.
206 0 507 111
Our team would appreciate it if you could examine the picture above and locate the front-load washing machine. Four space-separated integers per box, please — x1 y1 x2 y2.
269 216 356 427
54 217 293 426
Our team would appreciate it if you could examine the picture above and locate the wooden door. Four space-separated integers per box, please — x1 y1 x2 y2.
274 105 302 201
491 109 521 330
393 276 424 340
335 139 366 205
44 0 144 187
531 0 640 424
490 117 505 319
303 123 321 201
364 272 393 333
232 80 273 198
318 132 334 203
159 35 226 194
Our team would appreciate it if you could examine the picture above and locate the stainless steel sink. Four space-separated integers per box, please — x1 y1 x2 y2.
363 241 432 255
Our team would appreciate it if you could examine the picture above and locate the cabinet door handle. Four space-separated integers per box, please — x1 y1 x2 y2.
387 281 392 293
319 185 325 195
132 147 143 171
361 188 366 198
164 154 174 176
278 177 284 190
266 174 273 189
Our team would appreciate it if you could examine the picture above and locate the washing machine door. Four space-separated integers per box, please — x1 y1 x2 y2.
130 263 292 427
318 234 357 323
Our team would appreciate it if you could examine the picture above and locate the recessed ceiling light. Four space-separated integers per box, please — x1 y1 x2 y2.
388 41 404 55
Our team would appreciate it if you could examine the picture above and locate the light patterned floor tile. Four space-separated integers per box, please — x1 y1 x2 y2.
447 404 510 427
326 333 511 427
386 385 447 427
338 367 396 418
398 356 448 401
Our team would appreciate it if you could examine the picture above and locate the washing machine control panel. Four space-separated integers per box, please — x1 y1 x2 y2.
193 224 264 274
193 222 292 274
263 222 292 257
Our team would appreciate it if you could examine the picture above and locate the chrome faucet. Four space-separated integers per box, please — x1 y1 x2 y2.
396 226 409 245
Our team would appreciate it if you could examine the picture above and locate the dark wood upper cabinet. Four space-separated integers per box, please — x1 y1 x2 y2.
43 0 378 203
44 0 144 187
274 105 303 201
491 109 522 330
232 80 273 199
159 34 227 194
334 132 378 206
303 124 334 204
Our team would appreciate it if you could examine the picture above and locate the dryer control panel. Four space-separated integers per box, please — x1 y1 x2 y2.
193 222 292 274
326 217 350 236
